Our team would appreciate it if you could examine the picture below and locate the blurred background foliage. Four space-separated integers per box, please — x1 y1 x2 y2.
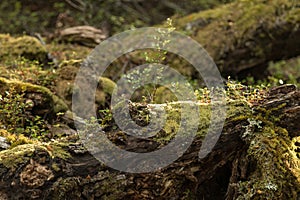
0 0 233 35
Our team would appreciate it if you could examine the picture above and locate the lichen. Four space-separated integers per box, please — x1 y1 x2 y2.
234 102 300 199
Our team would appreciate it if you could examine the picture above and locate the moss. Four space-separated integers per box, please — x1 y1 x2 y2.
46 42 91 63
153 86 178 103
175 0 297 43
151 99 251 144
55 66 116 109
0 58 58 88
0 144 36 170
57 62 81 80
98 77 116 95
234 101 300 199
51 177 82 200
51 163 61 172
287 136 300 183
0 141 70 174
0 77 68 114
0 34 48 64
236 125 300 199
0 128 70 173
267 56 300 87
43 142 71 160
140 88 294 200
169 0 300 76
0 129 35 147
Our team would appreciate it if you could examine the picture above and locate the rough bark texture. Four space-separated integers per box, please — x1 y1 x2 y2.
56 26 108 47
0 84 299 200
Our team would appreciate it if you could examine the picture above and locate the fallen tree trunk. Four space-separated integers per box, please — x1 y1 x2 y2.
56 26 108 47
106 0 300 81
0 84 299 200
171 0 300 79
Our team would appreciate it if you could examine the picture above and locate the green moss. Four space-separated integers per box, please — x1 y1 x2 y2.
175 0 297 40
153 86 178 104
44 142 71 160
237 125 299 199
46 42 91 63
0 142 70 172
152 99 251 144
234 100 300 199
0 144 36 170
51 163 61 172
55 60 116 109
288 136 300 183
99 77 116 95
0 129 34 147
170 0 299 75
0 34 48 64
57 62 81 80
0 59 57 88
0 77 68 114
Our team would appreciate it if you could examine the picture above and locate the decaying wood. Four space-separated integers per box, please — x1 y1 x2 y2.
172 0 300 79
0 84 299 199
57 26 108 47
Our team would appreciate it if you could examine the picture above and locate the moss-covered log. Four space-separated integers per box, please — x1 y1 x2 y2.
55 61 116 111
0 34 50 66
105 0 299 81
171 0 300 79
0 77 68 116
0 84 299 200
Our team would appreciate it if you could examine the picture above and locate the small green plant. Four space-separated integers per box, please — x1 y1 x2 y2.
126 18 176 103
194 77 269 105
0 87 49 140
1 57 57 88
194 87 211 103
226 77 267 103
98 109 114 129
143 18 175 63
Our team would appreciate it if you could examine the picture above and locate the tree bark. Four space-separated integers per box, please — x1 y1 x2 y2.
0 84 299 200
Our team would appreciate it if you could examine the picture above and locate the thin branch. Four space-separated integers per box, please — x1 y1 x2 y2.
65 0 86 12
